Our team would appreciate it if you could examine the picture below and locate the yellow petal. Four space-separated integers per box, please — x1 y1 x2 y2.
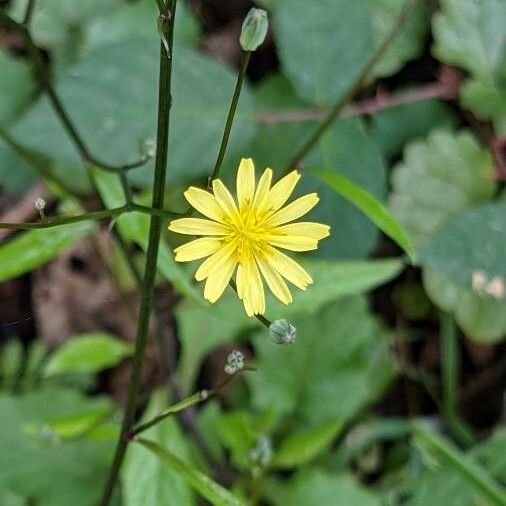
236 263 246 299
195 241 236 281
248 259 266 314
266 235 318 251
252 168 273 213
204 256 236 303
168 218 231 236
264 170 301 213
272 222 330 241
257 255 292 305
236 158 255 209
174 237 223 262
212 179 239 218
267 193 319 227
264 245 313 290
184 187 225 222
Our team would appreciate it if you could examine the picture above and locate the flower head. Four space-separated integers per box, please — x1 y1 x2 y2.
168 158 330 316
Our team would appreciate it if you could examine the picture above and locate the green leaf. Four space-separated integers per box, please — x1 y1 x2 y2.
137 437 246 506
369 97 457 157
273 0 374 105
176 258 402 391
0 221 94 282
432 0 506 81
273 420 343 468
412 424 506 506
266 470 380 506
419 201 506 285
317 170 414 259
0 339 23 388
44 333 133 376
390 129 496 246
123 390 194 506
247 296 395 427
12 40 256 190
92 168 200 301
0 387 114 506
368 0 429 78
0 49 34 125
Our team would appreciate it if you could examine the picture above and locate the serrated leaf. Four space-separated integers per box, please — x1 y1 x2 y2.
0 221 94 282
137 437 245 506
44 333 133 376
432 0 506 80
317 170 414 259
123 390 194 506
11 40 256 190
273 0 374 105
247 296 395 427
390 129 496 246
273 420 343 468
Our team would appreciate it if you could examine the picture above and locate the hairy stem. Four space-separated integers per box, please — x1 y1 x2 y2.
284 0 422 173
98 3 178 503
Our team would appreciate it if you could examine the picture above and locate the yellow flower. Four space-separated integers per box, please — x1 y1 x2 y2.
168 158 330 316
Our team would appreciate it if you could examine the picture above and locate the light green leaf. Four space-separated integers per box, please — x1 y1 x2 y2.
317 170 414 259
273 0 374 105
137 437 246 506
248 296 395 427
419 201 506 285
123 390 194 506
390 129 496 246
368 0 429 78
12 40 256 190
176 258 402 391
266 470 380 506
0 339 23 388
0 221 94 282
92 168 200 301
432 0 506 81
273 420 343 468
44 333 133 376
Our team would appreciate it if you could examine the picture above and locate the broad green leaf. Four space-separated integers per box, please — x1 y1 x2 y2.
0 339 23 388
251 75 388 258
0 387 114 506
247 296 395 427
137 437 246 506
0 221 94 282
369 98 457 157
273 420 343 468
92 168 200 301
411 425 506 506
317 170 414 259
389 129 496 246
44 333 133 376
266 470 380 506
368 0 429 78
432 0 506 81
273 0 374 105
0 49 34 125
176 258 402 391
12 40 256 190
123 390 194 506
419 201 506 285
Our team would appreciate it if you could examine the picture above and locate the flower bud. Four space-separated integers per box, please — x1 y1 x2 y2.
224 349 245 375
269 319 296 345
34 197 45 212
240 8 268 52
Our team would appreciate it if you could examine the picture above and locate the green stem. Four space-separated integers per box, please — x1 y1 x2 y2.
98 3 177 504
228 279 271 328
441 312 458 420
22 0 37 26
208 51 251 186
284 0 421 173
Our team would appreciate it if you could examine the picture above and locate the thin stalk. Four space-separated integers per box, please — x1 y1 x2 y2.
208 51 251 186
98 2 178 503
228 279 272 328
22 0 37 26
441 312 458 419
284 0 422 173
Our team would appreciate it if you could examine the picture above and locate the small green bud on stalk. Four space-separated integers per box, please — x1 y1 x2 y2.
269 319 296 345
240 8 268 52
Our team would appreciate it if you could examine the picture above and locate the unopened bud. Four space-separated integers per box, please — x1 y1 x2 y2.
34 197 46 220
269 319 296 345
224 349 245 375
240 8 268 52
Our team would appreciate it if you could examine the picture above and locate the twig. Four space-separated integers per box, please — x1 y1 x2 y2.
22 0 37 26
284 0 423 173
98 2 178 504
